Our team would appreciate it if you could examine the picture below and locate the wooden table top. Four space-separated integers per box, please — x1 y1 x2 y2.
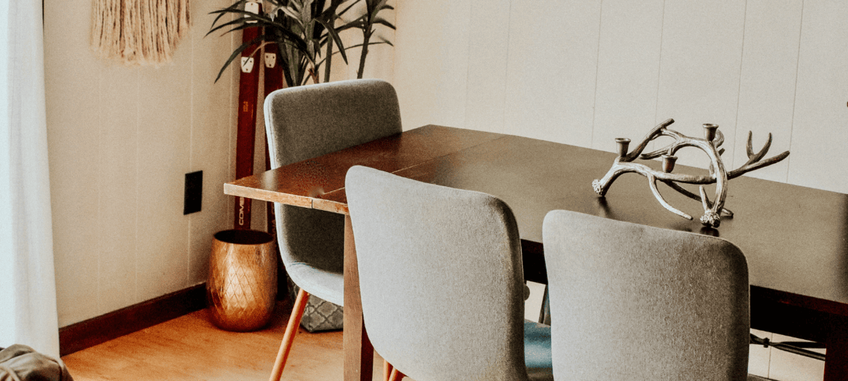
225 124 848 319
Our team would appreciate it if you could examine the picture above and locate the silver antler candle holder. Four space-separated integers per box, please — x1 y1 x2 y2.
592 119 790 228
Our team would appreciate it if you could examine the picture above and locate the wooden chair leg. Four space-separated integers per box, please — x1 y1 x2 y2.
388 367 404 381
383 360 393 381
268 288 309 381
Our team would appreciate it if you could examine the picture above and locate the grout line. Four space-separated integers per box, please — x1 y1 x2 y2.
463 1 473 130
785 0 805 184
187 9 196 286
96 57 103 316
730 0 750 171
590 0 605 149
653 0 667 127
500 0 513 134
134 69 140 304
647 0 668 158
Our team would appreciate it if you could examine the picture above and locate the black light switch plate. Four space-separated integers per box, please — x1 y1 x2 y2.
184 171 203 215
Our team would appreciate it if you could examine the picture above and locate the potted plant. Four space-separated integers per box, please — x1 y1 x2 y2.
207 0 395 86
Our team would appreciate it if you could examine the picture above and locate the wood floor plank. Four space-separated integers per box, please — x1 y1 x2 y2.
61 301 391 381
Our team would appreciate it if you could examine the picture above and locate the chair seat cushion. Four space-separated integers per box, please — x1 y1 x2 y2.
524 321 553 381
286 261 344 307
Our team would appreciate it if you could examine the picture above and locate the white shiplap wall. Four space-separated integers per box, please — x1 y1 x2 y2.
44 0 397 328
394 0 848 195
44 0 237 326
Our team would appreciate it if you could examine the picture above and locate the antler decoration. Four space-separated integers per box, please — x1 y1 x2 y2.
592 119 790 228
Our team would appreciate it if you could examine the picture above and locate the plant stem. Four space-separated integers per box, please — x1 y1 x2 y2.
324 37 333 83
357 30 370 79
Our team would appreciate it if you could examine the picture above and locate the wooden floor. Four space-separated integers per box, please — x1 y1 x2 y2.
61 297 823 380
61 300 391 381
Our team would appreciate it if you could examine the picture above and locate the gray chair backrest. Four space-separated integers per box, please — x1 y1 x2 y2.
542 210 750 381
346 165 530 381
264 79 402 305
264 79 402 167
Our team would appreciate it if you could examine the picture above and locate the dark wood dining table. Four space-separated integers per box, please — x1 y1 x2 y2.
224 125 848 381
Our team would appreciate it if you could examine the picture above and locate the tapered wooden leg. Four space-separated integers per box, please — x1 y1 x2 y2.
383 360 393 381
269 288 309 381
388 367 405 381
824 323 848 381
344 214 374 381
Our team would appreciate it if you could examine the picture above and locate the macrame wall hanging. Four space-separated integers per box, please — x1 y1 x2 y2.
91 0 191 65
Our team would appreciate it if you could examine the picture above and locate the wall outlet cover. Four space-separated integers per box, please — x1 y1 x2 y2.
184 171 203 215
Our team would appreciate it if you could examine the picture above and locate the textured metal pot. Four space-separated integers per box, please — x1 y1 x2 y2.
207 229 277 331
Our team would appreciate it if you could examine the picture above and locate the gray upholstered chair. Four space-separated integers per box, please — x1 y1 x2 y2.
542 210 751 381
264 79 402 381
345 165 553 381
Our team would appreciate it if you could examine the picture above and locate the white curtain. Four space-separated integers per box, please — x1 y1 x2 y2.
0 0 61 357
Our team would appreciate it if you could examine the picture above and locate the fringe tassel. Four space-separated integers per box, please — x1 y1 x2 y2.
91 0 191 66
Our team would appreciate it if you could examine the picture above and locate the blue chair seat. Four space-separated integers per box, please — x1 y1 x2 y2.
524 321 553 381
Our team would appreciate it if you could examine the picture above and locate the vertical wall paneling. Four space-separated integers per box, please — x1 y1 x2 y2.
45 0 236 326
733 0 802 183
135 49 193 302
654 0 747 168
46 0 395 327
96 67 140 315
393 0 471 130
788 1 848 194
188 0 236 285
464 1 511 133
591 0 665 153
503 0 602 146
393 0 846 196
44 1 102 326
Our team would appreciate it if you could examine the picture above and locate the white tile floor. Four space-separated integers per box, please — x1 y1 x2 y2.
749 329 826 381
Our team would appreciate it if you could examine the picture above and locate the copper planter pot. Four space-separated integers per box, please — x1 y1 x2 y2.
207 229 277 331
